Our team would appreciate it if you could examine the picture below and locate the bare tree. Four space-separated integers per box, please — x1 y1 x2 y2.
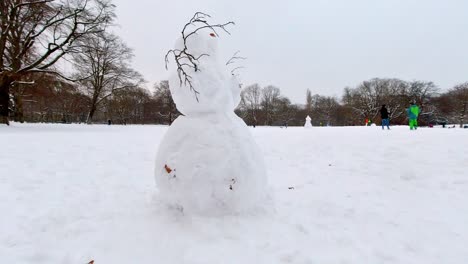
406 81 439 113
105 87 150 124
261 85 281 125
310 94 340 126
342 79 382 121
342 78 434 124
72 31 143 123
0 0 114 125
153 80 178 125
383 79 407 119
240 83 261 126
450 83 468 128
305 89 313 115
273 96 296 125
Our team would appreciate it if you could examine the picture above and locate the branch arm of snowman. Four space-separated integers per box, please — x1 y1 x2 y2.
230 66 246 76
164 12 235 101
226 50 247 76
225 51 246 66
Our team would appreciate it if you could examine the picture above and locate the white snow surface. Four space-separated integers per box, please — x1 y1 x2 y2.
1 123 468 264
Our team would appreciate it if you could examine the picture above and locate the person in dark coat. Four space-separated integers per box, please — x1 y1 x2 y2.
380 105 390 130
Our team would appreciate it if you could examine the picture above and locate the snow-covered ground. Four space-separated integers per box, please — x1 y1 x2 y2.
1 123 467 264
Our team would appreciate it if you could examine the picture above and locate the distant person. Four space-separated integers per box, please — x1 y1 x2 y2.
380 105 390 130
406 102 420 130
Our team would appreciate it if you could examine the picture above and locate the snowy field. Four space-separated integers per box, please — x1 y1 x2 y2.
1 123 467 264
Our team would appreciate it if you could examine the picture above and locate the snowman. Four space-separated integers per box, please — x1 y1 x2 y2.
304 115 312 128
155 16 267 215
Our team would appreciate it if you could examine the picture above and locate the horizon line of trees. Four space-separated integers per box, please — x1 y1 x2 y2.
8 75 468 128
237 79 467 128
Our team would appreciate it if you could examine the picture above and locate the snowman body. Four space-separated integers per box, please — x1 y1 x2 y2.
304 115 312 128
155 32 267 215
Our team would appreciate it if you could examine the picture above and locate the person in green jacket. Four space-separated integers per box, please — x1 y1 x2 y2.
407 102 420 130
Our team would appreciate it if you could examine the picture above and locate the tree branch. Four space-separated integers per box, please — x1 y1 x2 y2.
164 12 235 101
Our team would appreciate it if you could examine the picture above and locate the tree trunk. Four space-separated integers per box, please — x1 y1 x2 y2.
13 94 24 123
0 75 12 125
87 95 99 124
460 102 466 128
87 105 97 124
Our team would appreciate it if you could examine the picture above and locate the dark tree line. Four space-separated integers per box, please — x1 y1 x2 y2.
237 78 467 127
6 76 468 127
14 78 179 125
342 78 467 127
237 84 351 127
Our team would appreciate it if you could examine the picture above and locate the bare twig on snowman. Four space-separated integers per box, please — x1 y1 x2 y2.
226 51 246 66
165 12 235 101
231 66 246 75
226 51 246 76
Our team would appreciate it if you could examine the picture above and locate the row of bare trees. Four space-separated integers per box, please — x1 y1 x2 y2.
432 83 468 128
342 79 438 125
7 75 468 127
236 79 467 127
343 78 468 127
237 84 349 126
237 84 293 126
14 78 177 124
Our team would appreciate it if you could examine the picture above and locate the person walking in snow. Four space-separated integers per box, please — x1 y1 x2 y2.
407 102 420 130
380 104 390 130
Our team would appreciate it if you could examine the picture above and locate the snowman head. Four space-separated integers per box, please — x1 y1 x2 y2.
174 31 219 64
168 30 240 116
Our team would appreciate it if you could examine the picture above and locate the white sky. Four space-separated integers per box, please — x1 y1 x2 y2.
112 0 468 103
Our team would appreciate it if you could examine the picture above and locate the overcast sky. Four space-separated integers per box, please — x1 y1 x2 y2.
112 0 468 103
